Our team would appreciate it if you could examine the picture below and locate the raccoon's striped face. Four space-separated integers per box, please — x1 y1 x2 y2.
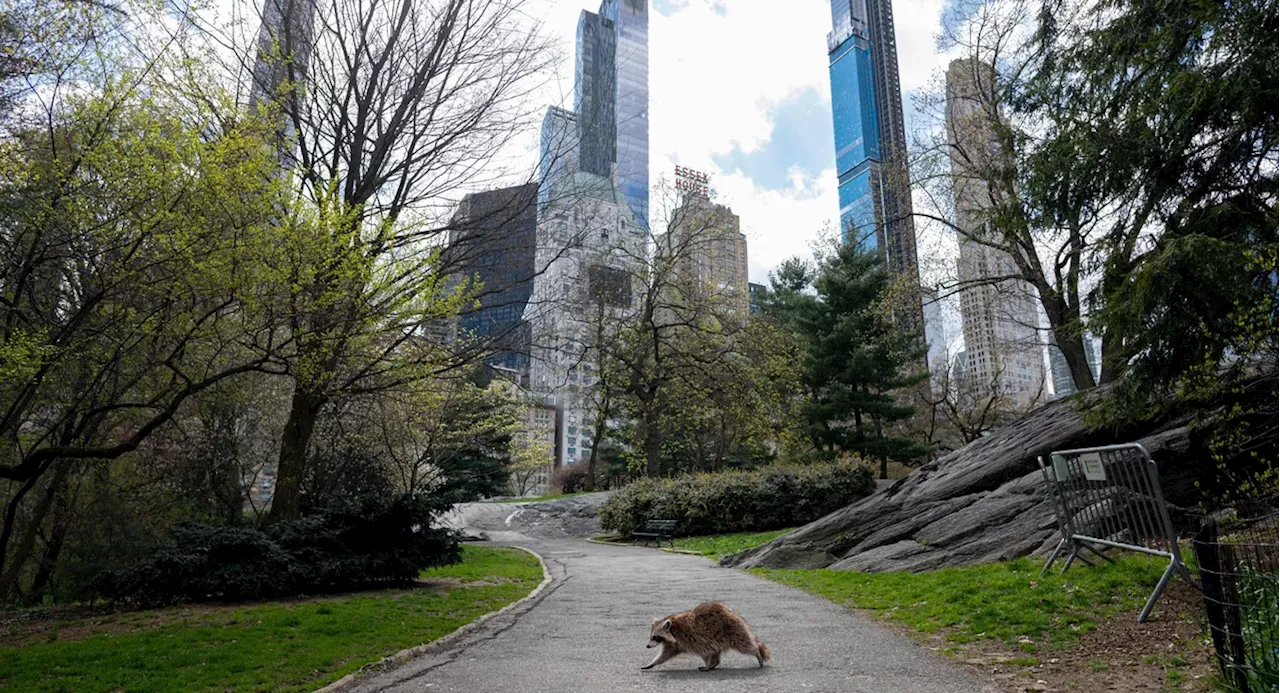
647 619 673 648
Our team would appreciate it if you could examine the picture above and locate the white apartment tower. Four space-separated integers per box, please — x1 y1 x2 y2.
526 172 642 468
946 59 1046 410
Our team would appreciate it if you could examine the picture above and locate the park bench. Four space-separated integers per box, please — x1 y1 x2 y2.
632 519 677 547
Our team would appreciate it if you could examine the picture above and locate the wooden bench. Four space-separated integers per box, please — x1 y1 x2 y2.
632 519 677 547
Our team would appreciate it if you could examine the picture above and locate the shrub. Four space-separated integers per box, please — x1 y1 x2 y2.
92 493 460 605
552 464 589 494
598 462 875 537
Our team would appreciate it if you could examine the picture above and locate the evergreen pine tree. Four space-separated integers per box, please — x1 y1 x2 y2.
796 241 932 476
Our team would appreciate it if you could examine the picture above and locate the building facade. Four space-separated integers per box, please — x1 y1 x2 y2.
826 0 925 360
662 196 750 319
946 59 1045 410
826 0 917 274
600 0 649 233
748 282 766 314
576 10 617 178
540 107 579 210
527 172 643 468
490 368 558 496
447 183 540 374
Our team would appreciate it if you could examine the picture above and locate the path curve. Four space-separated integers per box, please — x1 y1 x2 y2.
341 534 993 693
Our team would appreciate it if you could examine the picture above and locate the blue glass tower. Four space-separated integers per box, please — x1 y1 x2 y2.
828 0 926 344
827 0 917 278
600 0 649 234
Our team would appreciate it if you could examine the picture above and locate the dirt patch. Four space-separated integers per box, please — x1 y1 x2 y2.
885 582 1215 692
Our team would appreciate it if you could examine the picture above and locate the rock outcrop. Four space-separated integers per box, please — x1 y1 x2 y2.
441 492 612 540
722 394 1200 572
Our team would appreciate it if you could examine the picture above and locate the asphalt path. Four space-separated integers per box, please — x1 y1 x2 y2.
343 533 992 693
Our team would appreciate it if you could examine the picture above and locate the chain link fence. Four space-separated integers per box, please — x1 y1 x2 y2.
1192 508 1278 693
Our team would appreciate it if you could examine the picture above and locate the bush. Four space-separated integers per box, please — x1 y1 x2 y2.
598 462 875 537
552 464 589 494
92 493 460 605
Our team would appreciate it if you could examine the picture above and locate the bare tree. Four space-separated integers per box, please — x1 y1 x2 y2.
244 0 555 520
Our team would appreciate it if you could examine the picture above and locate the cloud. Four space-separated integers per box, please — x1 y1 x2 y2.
710 87 834 190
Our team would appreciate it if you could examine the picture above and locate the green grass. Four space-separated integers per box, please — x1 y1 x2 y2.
672 528 797 561
483 491 589 503
0 545 542 693
756 555 1171 647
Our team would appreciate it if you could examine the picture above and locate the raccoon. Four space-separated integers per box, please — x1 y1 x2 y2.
642 601 770 671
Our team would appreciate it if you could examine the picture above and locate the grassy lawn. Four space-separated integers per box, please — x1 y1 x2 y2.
484 491 588 503
0 545 542 693
756 555 1170 647
671 528 797 561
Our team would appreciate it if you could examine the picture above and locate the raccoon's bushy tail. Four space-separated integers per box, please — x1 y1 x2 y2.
758 642 770 661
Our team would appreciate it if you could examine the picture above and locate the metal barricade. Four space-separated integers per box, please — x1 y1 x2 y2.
1038 443 1195 622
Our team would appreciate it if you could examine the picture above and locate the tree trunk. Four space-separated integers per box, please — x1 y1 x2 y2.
28 484 71 602
0 474 42 584
642 408 662 477
1053 330 1096 392
0 460 70 600
269 384 327 522
584 395 610 492
880 457 888 480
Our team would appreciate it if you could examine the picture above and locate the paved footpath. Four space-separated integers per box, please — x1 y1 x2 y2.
345 534 993 693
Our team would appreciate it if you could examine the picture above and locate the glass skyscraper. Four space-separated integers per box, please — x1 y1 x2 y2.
541 1 648 234
828 0 926 349
827 0 916 278
600 0 649 234
539 106 579 210
576 10 617 177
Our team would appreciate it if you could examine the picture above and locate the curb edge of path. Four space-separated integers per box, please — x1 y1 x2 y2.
312 545 553 693
584 535 705 557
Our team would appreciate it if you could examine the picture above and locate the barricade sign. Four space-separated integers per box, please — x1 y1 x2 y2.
1038 443 1195 622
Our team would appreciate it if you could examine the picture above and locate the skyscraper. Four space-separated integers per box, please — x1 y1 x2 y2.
540 106 579 210
576 11 617 177
827 0 925 354
946 59 1045 410
447 183 540 373
600 0 649 233
528 171 643 467
826 0 916 279
663 194 750 319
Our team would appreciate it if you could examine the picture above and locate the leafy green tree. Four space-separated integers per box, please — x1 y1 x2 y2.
0 72 295 600
790 242 932 477
1021 0 1278 387
917 0 1276 395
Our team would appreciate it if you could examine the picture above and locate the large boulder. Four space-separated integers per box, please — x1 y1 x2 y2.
722 393 1202 572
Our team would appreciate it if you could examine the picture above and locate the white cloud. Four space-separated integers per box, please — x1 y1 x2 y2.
648 0 831 159
892 0 949 93
714 166 837 284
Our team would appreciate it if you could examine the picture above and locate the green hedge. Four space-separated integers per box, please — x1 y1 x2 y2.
92 493 460 606
598 462 875 537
